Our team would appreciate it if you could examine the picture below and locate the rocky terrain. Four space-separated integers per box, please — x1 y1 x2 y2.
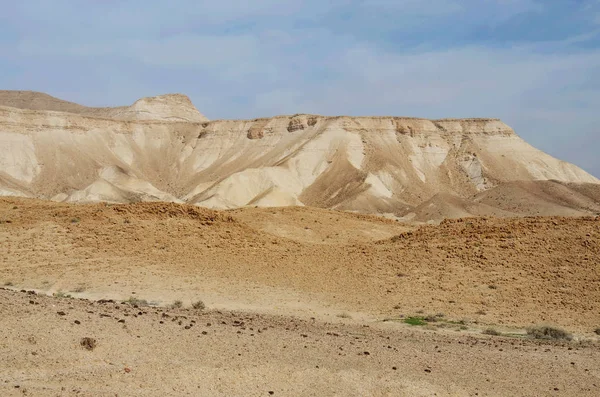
0 197 599 396
1 197 599 333
0 91 597 219
2 288 598 397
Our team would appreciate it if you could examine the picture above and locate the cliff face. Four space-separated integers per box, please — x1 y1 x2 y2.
0 92 597 217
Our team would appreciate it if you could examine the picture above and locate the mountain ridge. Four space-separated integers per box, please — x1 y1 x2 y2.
0 90 597 221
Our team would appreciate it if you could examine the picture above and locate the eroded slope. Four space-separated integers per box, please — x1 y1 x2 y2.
0 91 597 219
1 198 599 333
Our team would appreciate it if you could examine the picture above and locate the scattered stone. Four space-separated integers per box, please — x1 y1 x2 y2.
74 320 81 325
57 311 66 316
80 337 97 351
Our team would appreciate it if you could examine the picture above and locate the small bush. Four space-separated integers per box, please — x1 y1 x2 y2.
3 281 14 286
70 218 80 224
53 291 72 298
483 328 501 336
123 296 149 307
404 317 427 326
527 326 572 341
71 285 87 293
169 300 183 309
191 300 206 311
337 313 352 319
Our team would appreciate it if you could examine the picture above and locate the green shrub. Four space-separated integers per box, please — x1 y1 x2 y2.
404 317 427 326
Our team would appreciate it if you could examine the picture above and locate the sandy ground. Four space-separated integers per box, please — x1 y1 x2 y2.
1 288 599 397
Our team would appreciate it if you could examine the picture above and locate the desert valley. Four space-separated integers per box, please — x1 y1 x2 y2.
0 91 599 396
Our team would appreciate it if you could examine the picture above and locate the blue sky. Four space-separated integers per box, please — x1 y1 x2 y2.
1 0 599 177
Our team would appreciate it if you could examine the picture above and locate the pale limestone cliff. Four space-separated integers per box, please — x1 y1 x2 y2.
0 92 597 218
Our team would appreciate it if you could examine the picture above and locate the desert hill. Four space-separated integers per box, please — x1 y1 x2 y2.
0 90 208 122
0 91 598 221
1 197 599 334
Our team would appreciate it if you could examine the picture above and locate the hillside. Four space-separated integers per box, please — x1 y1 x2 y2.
1 197 599 333
0 91 598 220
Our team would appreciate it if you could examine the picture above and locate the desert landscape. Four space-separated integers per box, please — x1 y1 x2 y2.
1 92 599 396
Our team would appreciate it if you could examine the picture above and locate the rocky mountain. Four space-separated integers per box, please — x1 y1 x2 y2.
0 91 598 220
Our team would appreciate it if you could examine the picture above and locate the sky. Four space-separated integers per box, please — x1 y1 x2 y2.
1 0 599 177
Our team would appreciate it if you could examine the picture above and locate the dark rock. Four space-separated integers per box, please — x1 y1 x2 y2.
80 337 97 351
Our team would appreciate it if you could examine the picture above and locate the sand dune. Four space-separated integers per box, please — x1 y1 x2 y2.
0 91 597 221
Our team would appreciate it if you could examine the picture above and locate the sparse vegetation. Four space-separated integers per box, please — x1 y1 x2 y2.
123 296 149 307
191 300 206 311
71 285 87 293
3 281 14 286
526 326 572 341
169 300 183 309
336 312 352 319
593 328 600 336
70 217 80 223
423 313 445 322
53 290 72 298
483 328 501 336
404 316 427 326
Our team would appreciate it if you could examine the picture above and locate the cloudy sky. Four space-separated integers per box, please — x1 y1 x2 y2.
1 1 599 176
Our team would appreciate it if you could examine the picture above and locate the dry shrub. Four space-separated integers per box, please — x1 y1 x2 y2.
483 328 500 336
169 300 183 309
526 326 572 341
192 300 206 310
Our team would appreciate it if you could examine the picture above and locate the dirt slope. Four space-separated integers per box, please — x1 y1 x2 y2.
1 198 599 334
400 181 600 222
0 91 597 220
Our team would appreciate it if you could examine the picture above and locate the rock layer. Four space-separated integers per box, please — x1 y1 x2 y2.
0 91 597 218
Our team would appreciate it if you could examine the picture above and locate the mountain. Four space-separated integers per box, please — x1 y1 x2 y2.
0 90 597 220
